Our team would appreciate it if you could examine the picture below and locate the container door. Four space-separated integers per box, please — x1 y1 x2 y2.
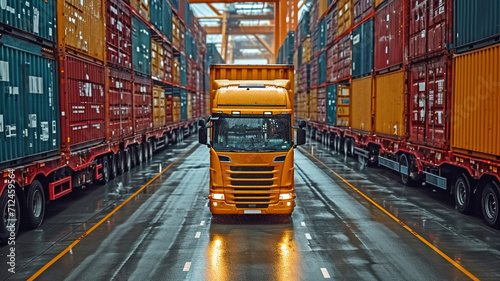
326 84 337 125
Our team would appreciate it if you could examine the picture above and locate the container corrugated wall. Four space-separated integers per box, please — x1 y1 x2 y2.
153 86 166 128
353 0 374 23
338 0 353 36
107 68 133 141
106 0 132 70
454 0 500 53
0 36 59 164
132 16 151 75
374 70 405 137
351 76 373 132
352 18 374 78
150 0 173 40
0 0 56 42
131 0 150 22
133 75 152 133
374 0 405 72
326 84 337 125
452 43 500 160
59 0 105 61
336 84 351 126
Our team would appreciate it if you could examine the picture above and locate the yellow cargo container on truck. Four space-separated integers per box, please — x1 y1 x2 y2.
198 65 306 217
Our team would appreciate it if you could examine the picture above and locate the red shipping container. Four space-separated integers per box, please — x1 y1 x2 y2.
326 44 339 84
374 0 407 72
133 75 152 133
165 92 173 124
310 57 319 88
409 0 452 60
353 0 375 23
108 68 133 141
326 5 338 46
61 55 106 148
309 0 318 32
317 87 327 124
408 55 451 149
164 44 173 82
298 65 309 93
106 0 133 70
335 35 351 81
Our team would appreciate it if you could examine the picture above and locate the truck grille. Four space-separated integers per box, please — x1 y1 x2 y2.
225 165 279 205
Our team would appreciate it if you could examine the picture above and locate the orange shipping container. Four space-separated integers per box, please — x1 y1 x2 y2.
302 38 312 65
452 43 500 161
351 76 373 132
153 87 166 128
151 40 166 80
375 0 386 7
58 0 105 61
337 84 351 126
374 70 406 137
131 0 150 22
173 96 181 123
319 0 328 18
338 0 353 36
310 89 318 121
187 92 193 120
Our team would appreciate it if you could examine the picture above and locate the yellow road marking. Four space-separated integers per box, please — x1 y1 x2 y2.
29 149 192 280
301 148 480 281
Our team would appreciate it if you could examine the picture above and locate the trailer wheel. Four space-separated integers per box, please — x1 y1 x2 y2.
1 188 20 244
148 140 154 158
399 154 414 186
137 144 143 165
333 135 339 152
481 181 500 228
350 139 355 156
99 156 110 184
454 174 473 214
142 142 148 161
130 146 137 168
25 180 46 229
117 150 124 175
124 148 132 172
109 154 117 180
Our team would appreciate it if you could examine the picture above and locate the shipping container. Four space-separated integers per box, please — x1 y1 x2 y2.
106 0 133 70
326 5 338 46
180 89 188 121
296 92 309 120
107 68 133 141
153 86 166 128
310 57 319 89
319 0 329 18
375 0 386 7
454 0 500 53
335 35 352 81
133 75 152 133
408 56 451 148
151 40 166 81
338 0 353 36
336 84 351 126
352 18 374 77
318 19 327 51
165 44 173 82
150 0 173 40
326 44 338 84
165 86 174 124
310 0 319 33
132 16 151 75
61 55 106 148
318 52 327 85
58 0 105 61
326 84 337 125
187 92 193 120
374 70 405 137
298 64 310 93
131 0 150 22
172 15 182 49
173 56 180 84
310 89 318 121
0 0 56 43
452 43 500 160
317 87 327 123
302 38 312 64
351 76 373 132
353 0 374 23
0 36 59 165
170 0 179 12
374 0 406 72
180 55 187 86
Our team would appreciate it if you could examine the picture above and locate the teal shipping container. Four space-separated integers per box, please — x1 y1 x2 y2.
132 16 151 75
186 31 197 60
318 51 326 85
454 0 500 52
180 54 187 86
185 0 191 28
352 18 374 78
326 84 337 125
0 35 59 166
180 89 188 121
150 0 173 40
0 0 56 43
319 18 327 50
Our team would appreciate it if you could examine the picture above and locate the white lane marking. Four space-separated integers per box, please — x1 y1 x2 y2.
195 232 201 238
200 221 205 226
183 262 192 272
305 233 312 240
301 222 306 227
321 268 331 278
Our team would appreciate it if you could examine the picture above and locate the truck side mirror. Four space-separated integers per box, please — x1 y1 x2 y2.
298 119 306 128
296 128 306 146
198 119 207 145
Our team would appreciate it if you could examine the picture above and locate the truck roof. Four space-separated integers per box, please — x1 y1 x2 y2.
214 80 290 108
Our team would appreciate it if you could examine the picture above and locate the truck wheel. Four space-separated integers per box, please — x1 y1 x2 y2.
117 150 124 175
454 174 473 214
482 182 500 228
26 180 46 229
148 140 154 159
130 146 137 168
399 154 414 186
1 188 20 244
124 148 132 172
137 144 143 165
109 154 117 180
99 156 110 184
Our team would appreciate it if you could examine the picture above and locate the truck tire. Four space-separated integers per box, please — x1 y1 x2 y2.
454 174 473 214
117 150 124 175
141 142 148 162
137 143 143 165
0 188 20 244
148 140 154 159
99 156 110 184
109 154 117 180
124 148 132 172
481 181 500 228
399 154 414 186
130 146 137 168
26 180 46 229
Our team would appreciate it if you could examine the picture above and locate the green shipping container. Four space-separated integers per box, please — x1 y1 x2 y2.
180 89 188 121
454 0 500 52
150 0 173 40
326 84 337 125
0 35 59 166
318 51 326 85
0 0 56 43
132 16 151 75
180 54 187 86
319 18 327 50
352 18 374 78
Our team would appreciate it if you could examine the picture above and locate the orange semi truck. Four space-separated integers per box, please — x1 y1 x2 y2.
199 65 306 217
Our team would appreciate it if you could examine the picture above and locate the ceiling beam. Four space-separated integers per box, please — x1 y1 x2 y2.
207 3 222 16
204 25 275 34
253 34 274 56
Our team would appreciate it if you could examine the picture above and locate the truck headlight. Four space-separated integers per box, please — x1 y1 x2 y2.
212 193 225 200
279 193 293 200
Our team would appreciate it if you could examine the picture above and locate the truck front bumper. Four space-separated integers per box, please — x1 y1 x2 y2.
209 199 294 215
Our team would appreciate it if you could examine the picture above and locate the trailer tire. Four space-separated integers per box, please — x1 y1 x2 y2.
399 154 414 186
25 180 46 229
148 140 154 158
137 144 143 165
454 174 473 214
124 148 132 172
141 142 148 162
481 181 500 228
117 150 124 175
99 156 110 184
109 154 117 180
1 188 20 244
131 146 138 168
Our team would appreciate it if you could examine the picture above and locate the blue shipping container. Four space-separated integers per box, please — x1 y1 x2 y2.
132 16 151 75
352 18 374 77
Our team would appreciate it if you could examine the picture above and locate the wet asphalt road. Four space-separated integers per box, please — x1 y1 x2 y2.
1 137 500 280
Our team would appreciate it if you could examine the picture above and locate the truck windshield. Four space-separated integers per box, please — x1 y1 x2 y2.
212 114 292 152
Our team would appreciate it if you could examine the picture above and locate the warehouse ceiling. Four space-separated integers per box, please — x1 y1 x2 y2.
191 1 305 64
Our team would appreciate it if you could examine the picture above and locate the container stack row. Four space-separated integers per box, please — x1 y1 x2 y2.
284 0 500 228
